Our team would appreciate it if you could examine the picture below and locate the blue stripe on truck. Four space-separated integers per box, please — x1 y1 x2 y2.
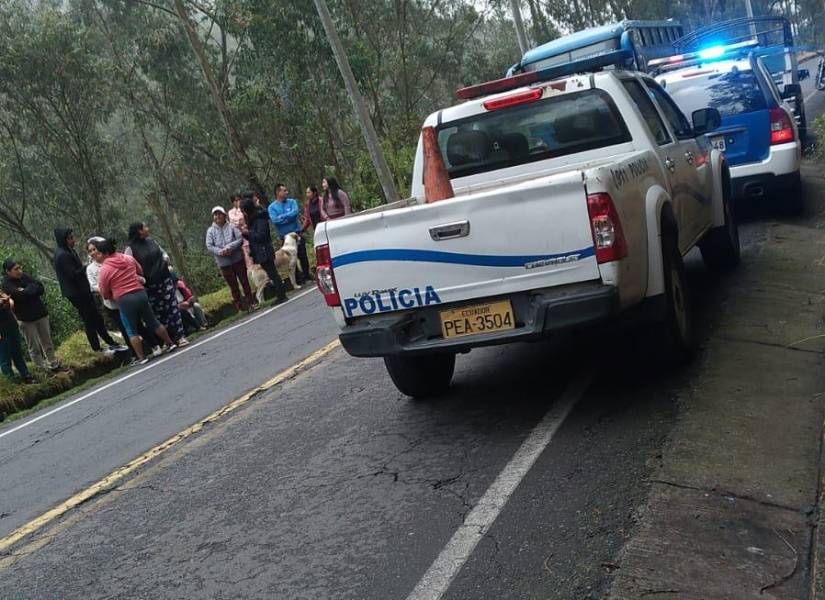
331 246 595 268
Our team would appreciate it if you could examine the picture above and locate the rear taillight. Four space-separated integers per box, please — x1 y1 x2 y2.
769 107 794 145
483 88 543 111
314 244 341 306
587 193 627 264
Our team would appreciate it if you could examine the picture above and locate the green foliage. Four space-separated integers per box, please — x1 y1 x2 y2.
0 330 109 417
815 114 825 161
182 250 226 296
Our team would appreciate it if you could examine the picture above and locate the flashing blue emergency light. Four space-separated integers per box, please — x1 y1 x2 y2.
698 45 726 60
648 39 760 73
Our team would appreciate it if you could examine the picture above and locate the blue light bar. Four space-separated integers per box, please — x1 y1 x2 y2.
698 45 726 59
648 39 759 73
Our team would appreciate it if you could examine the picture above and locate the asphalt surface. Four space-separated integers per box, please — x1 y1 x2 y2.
0 74 823 600
0 288 340 539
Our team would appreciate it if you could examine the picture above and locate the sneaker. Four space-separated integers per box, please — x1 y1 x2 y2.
177 337 190 347
108 344 129 353
129 357 150 367
151 346 164 358
274 295 288 305
163 344 177 354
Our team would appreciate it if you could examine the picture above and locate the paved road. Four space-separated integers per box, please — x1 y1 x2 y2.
0 288 340 538
2 183 822 598
802 55 825 148
0 78 823 599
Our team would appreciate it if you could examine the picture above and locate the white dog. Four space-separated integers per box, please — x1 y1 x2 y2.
276 232 301 291
247 264 271 304
248 232 301 304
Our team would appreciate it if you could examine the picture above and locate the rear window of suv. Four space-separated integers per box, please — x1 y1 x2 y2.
662 68 768 118
437 89 631 179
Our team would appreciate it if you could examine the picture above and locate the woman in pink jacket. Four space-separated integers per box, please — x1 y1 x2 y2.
227 194 254 269
320 177 352 220
92 239 176 364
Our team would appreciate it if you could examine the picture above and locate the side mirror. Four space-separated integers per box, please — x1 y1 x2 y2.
799 69 810 81
692 108 722 135
782 83 802 99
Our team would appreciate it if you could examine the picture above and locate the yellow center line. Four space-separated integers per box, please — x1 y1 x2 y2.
0 339 340 557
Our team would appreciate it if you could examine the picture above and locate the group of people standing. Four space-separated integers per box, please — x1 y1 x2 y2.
1 223 198 383
207 177 352 309
0 176 354 384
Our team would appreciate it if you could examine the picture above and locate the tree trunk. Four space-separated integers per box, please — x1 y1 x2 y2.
509 0 530 54
172 0 265 197
526 0 553 43
135 119 192 287
0 206 53 261
312 0 400 204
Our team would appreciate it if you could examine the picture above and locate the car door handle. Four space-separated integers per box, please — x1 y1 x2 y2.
429 220 470 241
665 157 676 173
684 151 694 165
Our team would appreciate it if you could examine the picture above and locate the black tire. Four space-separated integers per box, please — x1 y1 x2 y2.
700 179 740 273
659 233 696 365
783 171 804 215
383 353 456 398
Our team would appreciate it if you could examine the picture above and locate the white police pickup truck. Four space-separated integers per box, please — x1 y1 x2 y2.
314 56 740 398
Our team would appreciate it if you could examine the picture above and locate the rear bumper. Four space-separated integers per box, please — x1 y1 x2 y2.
731 171 800 201
339 282 619 357
730 141 801 199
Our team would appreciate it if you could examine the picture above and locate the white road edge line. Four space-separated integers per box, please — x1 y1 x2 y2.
0 287 317 441
804 89 818 106
406 368 594 600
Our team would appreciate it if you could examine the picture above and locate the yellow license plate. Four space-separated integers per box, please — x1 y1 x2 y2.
440 300 515 339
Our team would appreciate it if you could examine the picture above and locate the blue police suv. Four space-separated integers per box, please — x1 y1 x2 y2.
655 50 802 211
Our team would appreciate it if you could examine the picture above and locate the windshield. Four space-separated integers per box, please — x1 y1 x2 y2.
663 69 767 117
436 90 631 179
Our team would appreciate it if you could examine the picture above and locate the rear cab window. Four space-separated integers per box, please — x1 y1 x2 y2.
661 67 768 117
436 89 631 179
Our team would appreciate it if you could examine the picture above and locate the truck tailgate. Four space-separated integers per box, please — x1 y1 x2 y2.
328 171 600 318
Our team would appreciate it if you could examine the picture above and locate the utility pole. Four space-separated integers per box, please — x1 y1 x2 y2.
744 0 758 38
510 0 530 55
312 0 400 204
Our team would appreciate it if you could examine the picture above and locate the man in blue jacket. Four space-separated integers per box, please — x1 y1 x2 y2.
268 183 310 284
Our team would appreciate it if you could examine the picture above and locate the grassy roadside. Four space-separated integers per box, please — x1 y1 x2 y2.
0 280 308 421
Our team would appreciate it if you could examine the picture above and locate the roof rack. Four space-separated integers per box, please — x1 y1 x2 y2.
673 16 791 51
648 40 758 74
456 49 633 100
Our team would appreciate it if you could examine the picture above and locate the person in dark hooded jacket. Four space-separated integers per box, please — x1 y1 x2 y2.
53 227 126 354
240 198 287 303
2 259 62 372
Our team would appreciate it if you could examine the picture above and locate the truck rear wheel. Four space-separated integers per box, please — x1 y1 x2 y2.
383 353 455 398
660 233 696 365
700 181 740 273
